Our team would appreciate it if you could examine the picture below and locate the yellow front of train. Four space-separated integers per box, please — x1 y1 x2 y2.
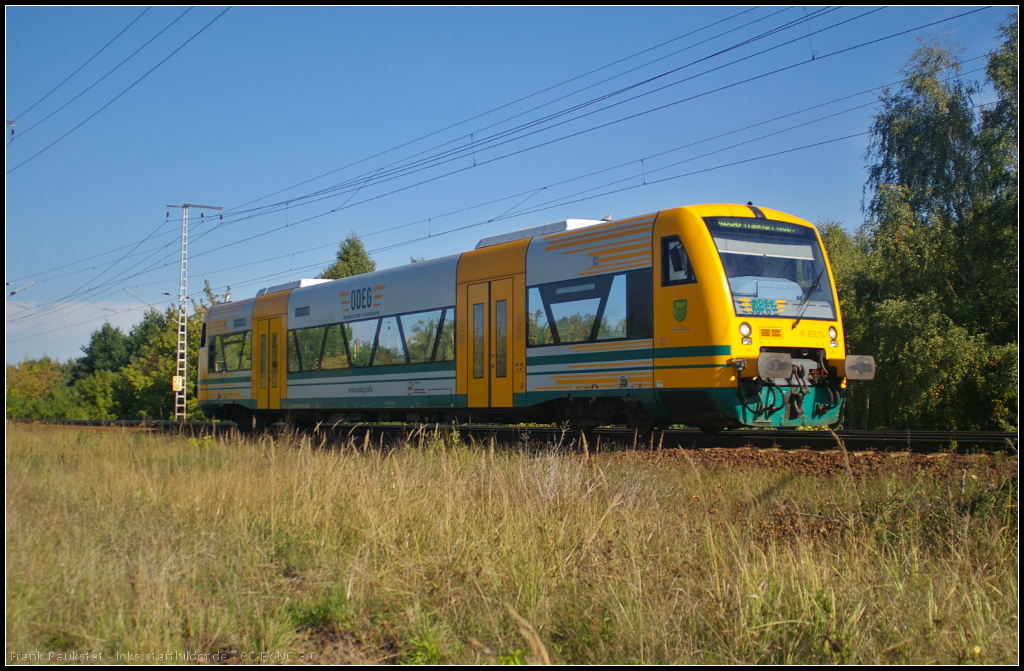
650 204 874 430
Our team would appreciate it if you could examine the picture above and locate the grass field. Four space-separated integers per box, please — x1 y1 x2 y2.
6 423 1018 664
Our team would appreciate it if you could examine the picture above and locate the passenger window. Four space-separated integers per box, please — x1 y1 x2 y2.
291 326 327 372
287 332 300 372
321 324 350 370
435 309 456 362
211 331 252 373
549 296 601 344
346 319 377 367
402 310 443 363
373 316 406 366
597 275 627 340
527 287 554 346
527 271 651 346
662 236 696 286
540 277 609 345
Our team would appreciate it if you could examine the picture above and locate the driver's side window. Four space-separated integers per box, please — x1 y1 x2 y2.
661 236 696 286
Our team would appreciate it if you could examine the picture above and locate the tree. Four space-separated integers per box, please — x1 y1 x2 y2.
73 369 119 420
841 17 1019 431
70 322 129 382
112 308 176 420
863 19 1017 340
13 280 223 421
319 231 376 279
6 357 82 419
865 40 980 227
202 278 228 307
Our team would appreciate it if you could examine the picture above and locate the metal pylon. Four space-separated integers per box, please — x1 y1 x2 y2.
167 204 221 421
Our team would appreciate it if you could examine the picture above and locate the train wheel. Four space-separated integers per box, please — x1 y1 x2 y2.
627 415 655 435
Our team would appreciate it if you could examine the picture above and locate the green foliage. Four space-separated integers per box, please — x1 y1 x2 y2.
979 15 1018 196
403 620 448 664
5 357 82 419
72 369 119 420
818 221 868 342
10 289 215 420
319 231 376 280
865 39 980 226
498 649 527 665
828 17 1019 430
71 322 130 382
113 308 178 420
286 587 351 634
6 425 1019 664
855 295 1014 430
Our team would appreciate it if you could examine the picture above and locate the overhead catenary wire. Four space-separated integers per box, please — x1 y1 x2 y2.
6 28 991 336
6 7 231 175
7 7 998 345
11 5 827 322
218 7 843 224
9 36 991 329
9 7 181 143
224 7 769 215
185 7 869 250
6 7 770 292
156 64 992 289
5 224 182 285
183 5 902 241
9 7 152 122
182 7 986 262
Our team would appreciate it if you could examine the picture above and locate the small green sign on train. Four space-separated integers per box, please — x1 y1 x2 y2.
673 299 688 322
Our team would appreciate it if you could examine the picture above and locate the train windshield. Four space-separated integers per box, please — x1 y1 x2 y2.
704 217 836 320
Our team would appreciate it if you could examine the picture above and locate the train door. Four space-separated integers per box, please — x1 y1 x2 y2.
467 278 514 408
253 316 286 410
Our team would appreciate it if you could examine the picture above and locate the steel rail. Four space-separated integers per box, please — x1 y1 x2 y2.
19 419 1018 454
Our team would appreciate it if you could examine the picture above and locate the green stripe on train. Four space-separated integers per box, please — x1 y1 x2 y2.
287 361 455 380
280 394 467 410
525 345 730 367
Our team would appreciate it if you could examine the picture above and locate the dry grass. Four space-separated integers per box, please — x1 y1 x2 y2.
6 422 1018 664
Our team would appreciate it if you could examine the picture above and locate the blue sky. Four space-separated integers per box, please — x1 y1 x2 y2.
5 6 1011 363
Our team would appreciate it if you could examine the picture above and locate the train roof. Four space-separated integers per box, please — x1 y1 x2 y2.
475 218 605 249
256 278 333 296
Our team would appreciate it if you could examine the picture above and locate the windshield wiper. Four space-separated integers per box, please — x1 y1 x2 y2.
791 267 826 329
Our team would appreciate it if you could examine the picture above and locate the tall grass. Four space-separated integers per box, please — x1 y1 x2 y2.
6 423 1017 664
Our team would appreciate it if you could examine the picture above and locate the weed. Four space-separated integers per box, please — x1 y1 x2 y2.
498 648 527 664
5 423 1018 665
287 588 350 634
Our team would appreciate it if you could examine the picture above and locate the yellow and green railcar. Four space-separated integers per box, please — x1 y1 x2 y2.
198 203 874 430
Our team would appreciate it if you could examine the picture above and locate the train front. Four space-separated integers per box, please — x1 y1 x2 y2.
652 204 874 430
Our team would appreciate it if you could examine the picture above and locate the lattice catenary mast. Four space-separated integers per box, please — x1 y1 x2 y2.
167 204 221 421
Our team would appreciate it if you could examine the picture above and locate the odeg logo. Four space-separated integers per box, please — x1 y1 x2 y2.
350 286 374 310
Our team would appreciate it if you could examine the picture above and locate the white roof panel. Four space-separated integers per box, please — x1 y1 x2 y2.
476 219 603 249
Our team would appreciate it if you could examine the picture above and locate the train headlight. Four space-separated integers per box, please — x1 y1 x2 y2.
828 326 838 340
739 322 752 345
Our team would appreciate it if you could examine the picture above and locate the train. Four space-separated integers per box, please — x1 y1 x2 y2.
197 203 875 432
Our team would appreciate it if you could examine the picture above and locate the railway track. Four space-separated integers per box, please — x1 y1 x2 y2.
26 419 1018 454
